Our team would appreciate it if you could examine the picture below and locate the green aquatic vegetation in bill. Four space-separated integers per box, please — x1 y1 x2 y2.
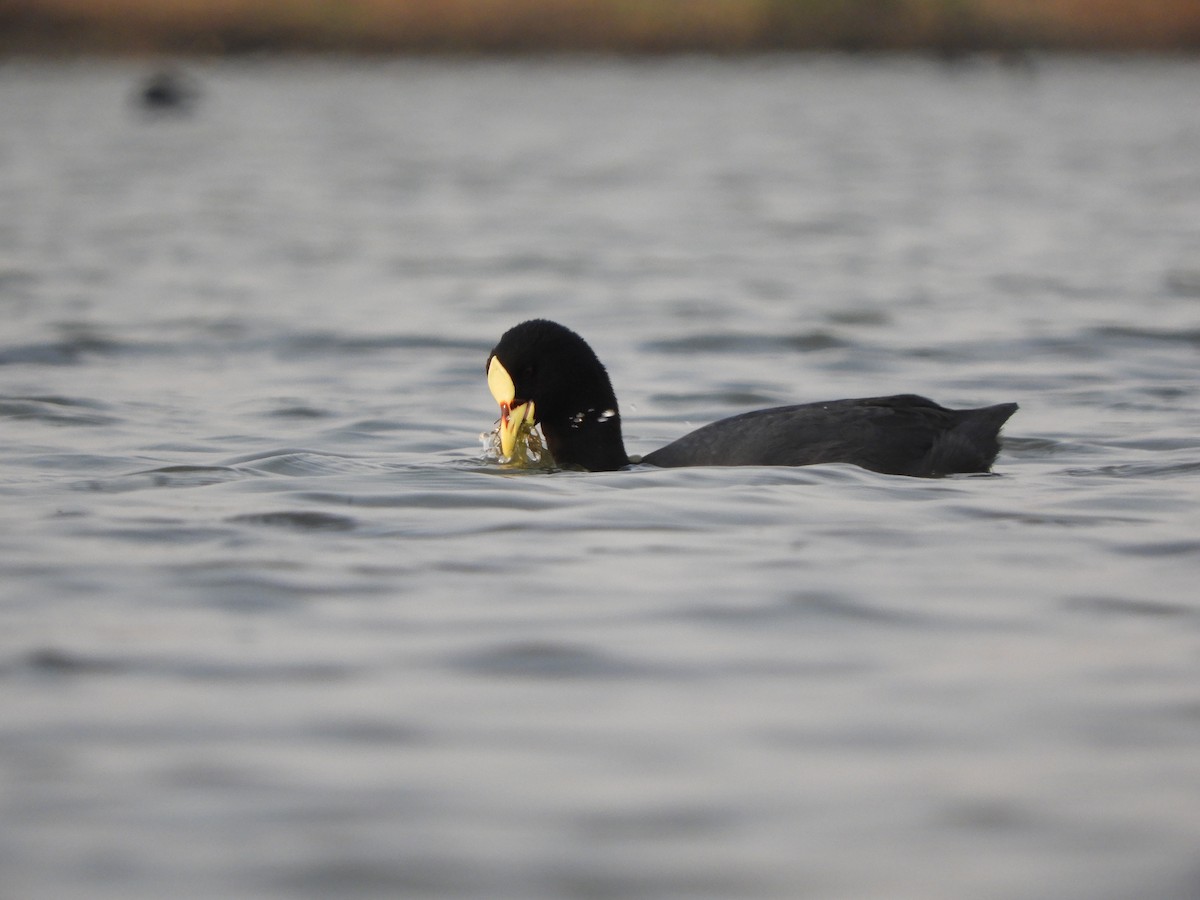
481 416 553 468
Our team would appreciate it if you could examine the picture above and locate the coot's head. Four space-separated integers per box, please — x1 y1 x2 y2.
486 319 628 471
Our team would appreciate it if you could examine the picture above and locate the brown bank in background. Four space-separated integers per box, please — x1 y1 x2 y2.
2 0 1199 56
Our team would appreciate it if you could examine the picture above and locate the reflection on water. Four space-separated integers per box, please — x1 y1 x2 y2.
1 57 1200 900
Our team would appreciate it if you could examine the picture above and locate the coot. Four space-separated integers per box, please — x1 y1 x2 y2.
486 319 1017 477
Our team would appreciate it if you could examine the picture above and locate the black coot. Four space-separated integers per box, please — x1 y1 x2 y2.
486 319 1017 477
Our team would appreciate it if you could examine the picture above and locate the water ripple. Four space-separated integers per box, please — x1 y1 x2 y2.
1062 595 1197 620
448 640 658 680
73 465 254 494
226 510 359 532
0 334 168 365
642 330 847 354
279 330 484 356
8 647 357 682
1090 325 1200 347
73 465 254 492
1065 460 1200 479
0 394 117 425
220 450 374 477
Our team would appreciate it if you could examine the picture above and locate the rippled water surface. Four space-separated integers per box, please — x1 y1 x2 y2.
3 57 1200 899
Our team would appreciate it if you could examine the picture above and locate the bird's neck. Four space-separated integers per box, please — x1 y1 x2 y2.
542 407 629 472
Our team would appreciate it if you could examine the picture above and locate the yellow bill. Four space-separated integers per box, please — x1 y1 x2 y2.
488 356 537 460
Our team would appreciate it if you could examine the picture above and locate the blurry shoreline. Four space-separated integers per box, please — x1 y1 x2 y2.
3 0 1199 57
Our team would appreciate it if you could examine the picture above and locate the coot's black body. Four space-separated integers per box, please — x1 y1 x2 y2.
642 395 1017 477
486 319 1017 477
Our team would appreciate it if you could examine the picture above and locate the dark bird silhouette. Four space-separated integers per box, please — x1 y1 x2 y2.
137 69 198 113
486 319 1017 477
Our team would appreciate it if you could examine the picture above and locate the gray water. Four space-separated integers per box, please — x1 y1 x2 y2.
2 56 1199 900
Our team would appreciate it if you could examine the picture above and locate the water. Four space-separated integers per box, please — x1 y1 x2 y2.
2 56 1199 899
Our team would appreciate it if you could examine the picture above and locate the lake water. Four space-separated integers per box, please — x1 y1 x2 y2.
2 55 1199 899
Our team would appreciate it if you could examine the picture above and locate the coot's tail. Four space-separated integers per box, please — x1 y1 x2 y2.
926 402 1019 475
